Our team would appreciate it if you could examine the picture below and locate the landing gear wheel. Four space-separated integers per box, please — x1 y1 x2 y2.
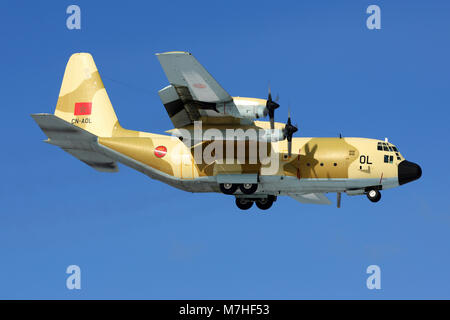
235 198 254 210
220 183 238 195
255 197 274 210
239 183 258 195
367 189 381 202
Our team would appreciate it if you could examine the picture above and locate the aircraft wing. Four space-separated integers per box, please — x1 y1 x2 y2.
288 193 332 205
156 51 247 128
157 51 231 103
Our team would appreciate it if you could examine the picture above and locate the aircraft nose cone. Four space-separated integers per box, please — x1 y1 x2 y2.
398 160 422 185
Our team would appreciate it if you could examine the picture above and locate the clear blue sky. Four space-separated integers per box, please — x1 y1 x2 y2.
0 0 449 299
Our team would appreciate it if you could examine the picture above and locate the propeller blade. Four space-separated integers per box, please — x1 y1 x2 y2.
287 137 292 157
269 109 275 130
283 109 298 157
266 83 280 130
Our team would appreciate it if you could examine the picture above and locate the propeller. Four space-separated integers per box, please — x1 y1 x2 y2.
283 109 298 157
266 84 280 130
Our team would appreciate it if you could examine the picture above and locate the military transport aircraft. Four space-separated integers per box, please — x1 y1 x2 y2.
32 52 422 210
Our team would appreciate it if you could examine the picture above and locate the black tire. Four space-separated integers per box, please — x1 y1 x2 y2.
235 198 254 210
239 183 258 195
220 183 238 195
255 197 274 210
367 189 381 202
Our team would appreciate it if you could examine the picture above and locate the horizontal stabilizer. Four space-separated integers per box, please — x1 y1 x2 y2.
288 193 331 205
31 113 118 172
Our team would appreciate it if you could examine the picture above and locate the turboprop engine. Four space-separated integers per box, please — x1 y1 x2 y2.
229 97 268 119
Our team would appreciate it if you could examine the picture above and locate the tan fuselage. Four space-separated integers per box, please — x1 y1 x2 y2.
96 125 402 195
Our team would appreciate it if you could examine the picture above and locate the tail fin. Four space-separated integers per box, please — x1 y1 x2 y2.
54 53 120 137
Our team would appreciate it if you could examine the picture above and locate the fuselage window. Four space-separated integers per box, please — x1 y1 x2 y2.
392 146 398 152
383 145 389 151
377 144 383 151
333 163 337 166
389 155 393 163
384 155 389 163
388 146 393 151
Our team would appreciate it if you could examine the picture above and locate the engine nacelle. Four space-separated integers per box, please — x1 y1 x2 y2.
259 129 285 142
228 97 268 119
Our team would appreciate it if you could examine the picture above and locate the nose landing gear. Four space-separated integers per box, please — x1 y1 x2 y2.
367 189 381 202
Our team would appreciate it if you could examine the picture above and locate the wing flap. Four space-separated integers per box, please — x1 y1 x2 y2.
158 85 193 128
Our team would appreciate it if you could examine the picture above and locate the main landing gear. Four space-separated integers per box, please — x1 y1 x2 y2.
235 195 277 211
366 189 381 203
219 183 239 195
240 183 258 194
235 198 254 210
219 183 258 195
219 183 275 210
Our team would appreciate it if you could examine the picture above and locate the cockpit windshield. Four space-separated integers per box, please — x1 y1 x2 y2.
377 142 401 161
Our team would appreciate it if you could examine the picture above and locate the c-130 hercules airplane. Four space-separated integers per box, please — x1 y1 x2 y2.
32 52 421 210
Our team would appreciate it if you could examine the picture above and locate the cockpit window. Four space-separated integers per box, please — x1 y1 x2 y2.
383 154 394 163
377 142 400 153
